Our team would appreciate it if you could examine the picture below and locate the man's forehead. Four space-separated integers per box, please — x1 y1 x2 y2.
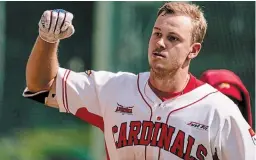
154 14 192 31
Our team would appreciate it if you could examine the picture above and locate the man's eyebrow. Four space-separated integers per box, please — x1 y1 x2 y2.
153 27 161 31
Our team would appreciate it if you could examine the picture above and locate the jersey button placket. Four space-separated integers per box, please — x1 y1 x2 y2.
153 103 167 122
157 102 170 123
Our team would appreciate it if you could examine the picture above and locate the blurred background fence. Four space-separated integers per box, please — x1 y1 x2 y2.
0 1 254 160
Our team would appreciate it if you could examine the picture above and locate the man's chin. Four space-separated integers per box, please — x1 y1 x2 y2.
150 63 165 70
150 67 167 76
150 66 177 78
150 63 169 71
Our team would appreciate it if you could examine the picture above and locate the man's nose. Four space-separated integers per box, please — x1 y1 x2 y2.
156 38 166 49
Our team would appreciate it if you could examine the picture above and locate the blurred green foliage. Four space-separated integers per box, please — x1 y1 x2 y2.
0 127 92 160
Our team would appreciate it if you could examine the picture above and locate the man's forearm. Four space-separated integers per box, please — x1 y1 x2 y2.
26 36 59 92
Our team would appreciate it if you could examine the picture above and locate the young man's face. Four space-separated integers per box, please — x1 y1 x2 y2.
148 13 201 76
148 13 201 74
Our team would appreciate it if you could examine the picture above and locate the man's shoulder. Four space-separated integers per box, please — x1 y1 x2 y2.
92 71 148 88
199 84 239 115
191 83 235 107
112 71 149 82
77 69 139 82
200 84 235 105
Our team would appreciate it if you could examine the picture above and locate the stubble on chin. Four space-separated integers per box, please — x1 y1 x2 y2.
150 66 175 80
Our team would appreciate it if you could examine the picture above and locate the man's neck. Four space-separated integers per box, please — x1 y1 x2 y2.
149 69 189 93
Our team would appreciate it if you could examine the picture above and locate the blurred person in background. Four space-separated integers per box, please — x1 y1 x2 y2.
22 2 255 160
200 69 253 128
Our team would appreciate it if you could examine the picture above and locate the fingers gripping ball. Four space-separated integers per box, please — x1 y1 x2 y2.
38 9 75 43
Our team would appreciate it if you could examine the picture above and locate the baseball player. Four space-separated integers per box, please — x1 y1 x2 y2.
200 69 253 128
23 2 255 160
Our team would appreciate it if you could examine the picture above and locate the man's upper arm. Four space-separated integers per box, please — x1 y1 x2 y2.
23 68 117 116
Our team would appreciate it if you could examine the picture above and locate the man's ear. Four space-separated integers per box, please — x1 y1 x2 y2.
188 43 201 59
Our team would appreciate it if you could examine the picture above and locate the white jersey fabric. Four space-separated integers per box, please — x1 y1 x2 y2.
23 67 256 160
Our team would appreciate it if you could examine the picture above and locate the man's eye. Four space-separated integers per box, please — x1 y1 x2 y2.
154 32 161 37
167 36 179 41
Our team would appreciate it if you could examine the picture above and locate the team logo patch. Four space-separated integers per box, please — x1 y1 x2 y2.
85 70 92 76
187 121 209 131
249 128 256 145
115 103 134 115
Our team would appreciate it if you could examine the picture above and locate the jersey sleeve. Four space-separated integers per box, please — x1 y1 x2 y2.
23 67 117 130
213 102 256 160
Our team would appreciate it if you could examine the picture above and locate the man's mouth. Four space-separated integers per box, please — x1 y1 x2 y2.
153 52 166 58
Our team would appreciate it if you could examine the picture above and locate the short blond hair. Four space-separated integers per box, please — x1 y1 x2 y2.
157 2 207 44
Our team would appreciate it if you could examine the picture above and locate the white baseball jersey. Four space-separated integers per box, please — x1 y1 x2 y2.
23 67 256 160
